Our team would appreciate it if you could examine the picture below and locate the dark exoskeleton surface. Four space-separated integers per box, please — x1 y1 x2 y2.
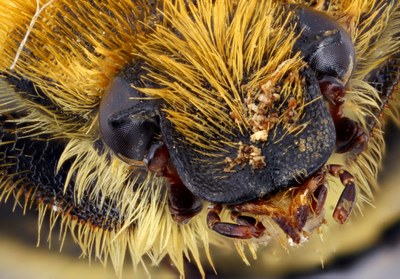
293 6 368 155
160 67 336 204
0 113 121 230
0 0 397 248
96 3 398 239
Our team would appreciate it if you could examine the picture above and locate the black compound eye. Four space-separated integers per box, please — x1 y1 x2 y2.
99 76 160 163
294 6 355 85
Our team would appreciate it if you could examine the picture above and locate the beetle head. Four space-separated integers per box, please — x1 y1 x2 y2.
100 1 338 204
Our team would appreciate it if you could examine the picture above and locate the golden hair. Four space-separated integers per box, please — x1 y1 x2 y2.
0 0 399 277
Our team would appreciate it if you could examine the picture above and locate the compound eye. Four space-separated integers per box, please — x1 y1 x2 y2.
294 7 355 85
99 76 160 163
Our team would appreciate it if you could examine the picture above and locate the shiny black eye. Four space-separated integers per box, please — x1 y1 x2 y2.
99 75 160 163
294 6 355 85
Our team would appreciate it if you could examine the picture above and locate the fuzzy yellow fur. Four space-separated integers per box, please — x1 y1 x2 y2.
0 0 399 277
140 0 308 152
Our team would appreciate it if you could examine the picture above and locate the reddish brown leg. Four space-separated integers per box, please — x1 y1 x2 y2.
234 199 305 243
319 77 368 154
334 117 369 154
234 171 327 244
311 183 328 215
207 204 265 239
147 143 202 224
326 164 356 224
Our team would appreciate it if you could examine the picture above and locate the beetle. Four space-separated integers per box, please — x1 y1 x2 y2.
99 1 395 242
0 0 399 276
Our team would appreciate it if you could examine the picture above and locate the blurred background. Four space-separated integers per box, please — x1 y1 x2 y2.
1 125 400 279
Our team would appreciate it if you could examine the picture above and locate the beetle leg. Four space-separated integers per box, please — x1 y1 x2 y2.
234 200 304 243
333 117 369 155
234 172 327 244
206 204 265 239
230 211 266 233
319 77 369 154
311 183 328 215
321 52 400 155
168 177 203 224
147 143 203 224
327 164 356 224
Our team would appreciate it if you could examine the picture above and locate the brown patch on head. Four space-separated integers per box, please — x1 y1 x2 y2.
244 62 307 146
224 142 266 172
247 80 281 143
